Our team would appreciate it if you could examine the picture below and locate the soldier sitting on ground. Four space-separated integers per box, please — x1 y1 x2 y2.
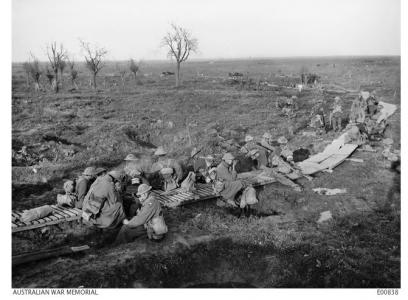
349 95 366 124
240 135 269 167
194 155 216 183
330 96 343 132
366 91 379 118
215 153 245 207
82 170 126 229
115 183 167 244
152 146 185 185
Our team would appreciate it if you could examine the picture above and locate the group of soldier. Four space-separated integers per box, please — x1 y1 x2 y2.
56 129 307 244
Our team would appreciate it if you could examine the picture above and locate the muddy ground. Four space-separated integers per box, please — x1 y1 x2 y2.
11 57 400 288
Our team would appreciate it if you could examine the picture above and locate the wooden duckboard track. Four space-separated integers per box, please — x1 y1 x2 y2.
153 170 277 208
12 205 82 233
12 170 277 233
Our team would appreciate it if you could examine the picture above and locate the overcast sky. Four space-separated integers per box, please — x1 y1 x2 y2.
12 0 400 62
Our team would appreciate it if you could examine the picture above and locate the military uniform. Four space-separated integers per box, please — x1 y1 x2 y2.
115 193 164 244
215 161 243 204
155 158 184 183
83 174 126 229
241 140 269 167
331 103 343 131
75 176 93 209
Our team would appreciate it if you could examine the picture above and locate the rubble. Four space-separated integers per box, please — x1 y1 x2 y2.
317 211 333 223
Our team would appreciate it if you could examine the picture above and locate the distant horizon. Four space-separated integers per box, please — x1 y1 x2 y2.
11 54 401 64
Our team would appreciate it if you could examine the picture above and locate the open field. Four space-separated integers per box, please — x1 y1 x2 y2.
11 56 400 288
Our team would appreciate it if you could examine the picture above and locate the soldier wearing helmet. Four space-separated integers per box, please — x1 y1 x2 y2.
215 153 244 207
115 183 167 244
82 169 126 229
75 166 97 209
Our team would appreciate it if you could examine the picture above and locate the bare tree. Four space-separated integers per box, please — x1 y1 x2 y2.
22 62 31 88
116 62 127 90
45 67 54 86
67 58 78 90
129 59 139 84
58 60 66 88
80 39 107 89
161 23 198 87
300 66 309 85
27 54 43 92
46 42 67 92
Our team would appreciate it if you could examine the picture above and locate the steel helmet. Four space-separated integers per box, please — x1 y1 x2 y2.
83 167 97 176
137 183 152 196
222 153 235 161
95 167 107 175
108 170 125 181
160 167 173 175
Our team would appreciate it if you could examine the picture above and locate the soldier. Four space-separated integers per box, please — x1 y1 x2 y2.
123 153 152 185
330 96 343 132
153 146 184 184
82 170 126 229
75 166 97 209
366 91 379 118
240 135 269 167
115 184 167 244
215 153 245 207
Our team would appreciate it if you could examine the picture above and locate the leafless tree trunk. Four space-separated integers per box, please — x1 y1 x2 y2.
161 24 198 87
116 62 126 90
129 59 139 85
22 62 31 88
67 58 79 90
80 39 107 89
46 42 66 93
27 54 43 93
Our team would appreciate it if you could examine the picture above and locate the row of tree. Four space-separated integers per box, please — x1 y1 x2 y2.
22 24 198 92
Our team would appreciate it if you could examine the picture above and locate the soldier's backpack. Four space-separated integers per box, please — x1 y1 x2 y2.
180 171 196 192
82 188 106 220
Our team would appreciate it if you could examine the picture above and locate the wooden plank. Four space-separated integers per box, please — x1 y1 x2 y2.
51 211 67 220
42 216 54 223
47 215 59 222
51 206 71 218
58 208 76 217
65 208 81 216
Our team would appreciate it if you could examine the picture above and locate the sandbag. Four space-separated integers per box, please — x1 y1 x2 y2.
63 180 75 194
180 171 196 192
240 186 258 208
164 178 178 192
83 191 106 216
57 193 77 207
149 215 168 235
20 205 53 223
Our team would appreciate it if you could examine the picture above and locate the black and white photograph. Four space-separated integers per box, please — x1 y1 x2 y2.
4 0 404 292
